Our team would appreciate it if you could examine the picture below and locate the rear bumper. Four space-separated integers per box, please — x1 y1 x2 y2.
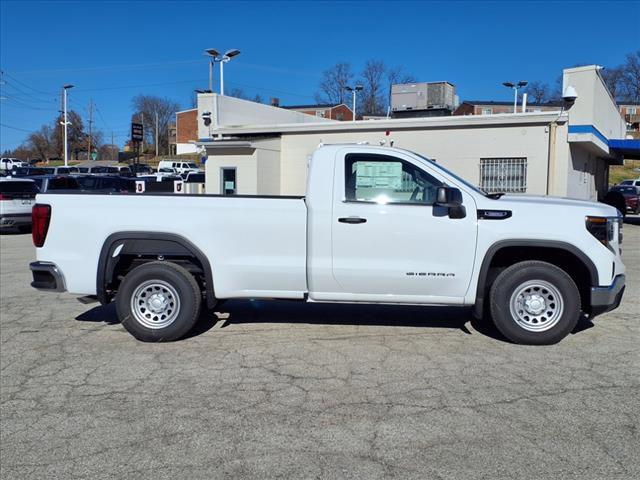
590 274 625 316
30 262 66 292
0 213 31 228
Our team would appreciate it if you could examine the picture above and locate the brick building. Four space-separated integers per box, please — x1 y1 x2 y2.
281 103 354 121
619 102 640 138
174 108 199 154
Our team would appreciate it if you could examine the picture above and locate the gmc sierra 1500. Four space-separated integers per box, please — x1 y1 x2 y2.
29 145 625 344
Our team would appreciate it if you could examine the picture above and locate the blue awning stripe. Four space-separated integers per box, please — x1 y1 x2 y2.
568 124 609 145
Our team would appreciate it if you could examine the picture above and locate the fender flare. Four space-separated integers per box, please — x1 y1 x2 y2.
473 239 599 318
97 232 216 308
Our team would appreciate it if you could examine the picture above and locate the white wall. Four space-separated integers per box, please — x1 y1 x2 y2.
205 148 257 195
176 143 198 155
204 138 282 195
279 124 552 196
197 93 335 140
563 65 626 140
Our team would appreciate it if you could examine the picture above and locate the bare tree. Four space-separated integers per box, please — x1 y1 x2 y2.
228 88 248 100
601 67 625 100
131 95 181 155
524 81 551 103
315 62 354 105
619 50 640 102
360 60 387 116
27 125 55 162
387 65 416 86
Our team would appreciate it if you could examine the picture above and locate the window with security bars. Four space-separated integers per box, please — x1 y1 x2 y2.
479 158 527 193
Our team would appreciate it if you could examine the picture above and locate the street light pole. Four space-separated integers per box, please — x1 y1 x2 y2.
345 85 363 122
502 81 528 113
155 111 159 157
62 84 74 167
205 48 241 96
209 58 213 92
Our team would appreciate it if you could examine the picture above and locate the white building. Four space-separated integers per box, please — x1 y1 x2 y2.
195 66 636 200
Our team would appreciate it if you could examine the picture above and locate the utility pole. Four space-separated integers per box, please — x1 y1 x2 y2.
62 85 74 167
111 131 115 161
155 111 159 157
140 112 144 154
87 99 93 161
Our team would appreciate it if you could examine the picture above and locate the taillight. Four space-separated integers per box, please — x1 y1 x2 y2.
0 193 6 201
32 204 51 247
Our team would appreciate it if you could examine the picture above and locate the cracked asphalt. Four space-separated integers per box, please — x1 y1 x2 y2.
1 221 639 480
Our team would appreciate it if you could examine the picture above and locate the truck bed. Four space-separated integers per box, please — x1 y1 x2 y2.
37 192 308 298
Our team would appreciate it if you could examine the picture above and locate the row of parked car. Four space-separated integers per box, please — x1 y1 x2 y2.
0 162 206 232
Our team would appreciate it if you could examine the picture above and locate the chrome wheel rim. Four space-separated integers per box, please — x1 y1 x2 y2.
509 280 564 332
130 280 180 329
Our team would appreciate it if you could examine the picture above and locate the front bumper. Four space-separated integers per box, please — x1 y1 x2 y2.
30 262 66 292
590 274 625 316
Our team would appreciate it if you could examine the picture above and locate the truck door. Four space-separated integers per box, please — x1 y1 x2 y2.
330 150 477 303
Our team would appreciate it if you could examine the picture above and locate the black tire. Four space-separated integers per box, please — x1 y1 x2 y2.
489 260 580 345
116 261 201 342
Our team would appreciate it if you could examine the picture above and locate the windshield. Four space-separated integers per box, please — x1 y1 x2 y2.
187 163 198 169
413 152 488 196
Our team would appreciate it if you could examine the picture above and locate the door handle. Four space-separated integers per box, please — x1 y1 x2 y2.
338 216 367 224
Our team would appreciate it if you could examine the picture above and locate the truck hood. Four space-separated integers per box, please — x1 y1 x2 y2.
479 194 620 217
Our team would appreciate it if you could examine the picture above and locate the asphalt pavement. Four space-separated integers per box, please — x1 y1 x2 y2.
1 219 639 479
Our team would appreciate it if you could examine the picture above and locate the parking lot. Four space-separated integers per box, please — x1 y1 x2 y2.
0 221 638 479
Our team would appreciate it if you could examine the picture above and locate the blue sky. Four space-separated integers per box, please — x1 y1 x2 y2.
1 0 639 151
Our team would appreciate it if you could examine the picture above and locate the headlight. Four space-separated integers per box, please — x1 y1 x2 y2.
586 216 621 250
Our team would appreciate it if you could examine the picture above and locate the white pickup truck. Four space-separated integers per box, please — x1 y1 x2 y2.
30 145 626 345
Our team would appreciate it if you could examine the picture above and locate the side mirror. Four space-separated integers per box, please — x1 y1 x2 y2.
435 186 463 207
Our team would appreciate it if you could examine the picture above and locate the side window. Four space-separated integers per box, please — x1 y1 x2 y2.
344 154 442 204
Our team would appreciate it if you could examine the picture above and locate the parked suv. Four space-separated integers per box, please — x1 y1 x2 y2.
0 178 38 231
29 175 82 193
1 158 27 172
618 178 640 187
608 185 640 214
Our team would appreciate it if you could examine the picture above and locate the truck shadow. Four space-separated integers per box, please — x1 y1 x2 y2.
623 214 640 226
215 299 507 341
76 299 595 343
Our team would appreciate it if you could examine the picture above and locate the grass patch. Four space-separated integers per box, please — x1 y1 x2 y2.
610 160 640 186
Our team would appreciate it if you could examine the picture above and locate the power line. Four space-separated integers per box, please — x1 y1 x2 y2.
0 123 36 133
0 70 57 95
1 98 60 112
8 59 204 75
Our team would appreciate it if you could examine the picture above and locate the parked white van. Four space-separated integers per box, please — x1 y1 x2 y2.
157 160 201 175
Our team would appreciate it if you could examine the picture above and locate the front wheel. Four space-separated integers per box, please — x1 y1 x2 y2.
116 261 202 342
489 261 580 345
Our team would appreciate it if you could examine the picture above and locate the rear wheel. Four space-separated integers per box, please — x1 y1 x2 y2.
489 261 580 345
116 261 201 342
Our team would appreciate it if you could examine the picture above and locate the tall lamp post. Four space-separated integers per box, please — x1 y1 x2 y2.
61 84 74 167
345 85 363 122
205 48 241 96
502 81 528 113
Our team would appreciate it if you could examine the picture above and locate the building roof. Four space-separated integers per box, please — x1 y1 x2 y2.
197 111 567 138
282 103 348 110
460 100 564 107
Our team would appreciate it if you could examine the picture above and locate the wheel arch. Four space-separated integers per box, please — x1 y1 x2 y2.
473 239 598 318
97 232 216 309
